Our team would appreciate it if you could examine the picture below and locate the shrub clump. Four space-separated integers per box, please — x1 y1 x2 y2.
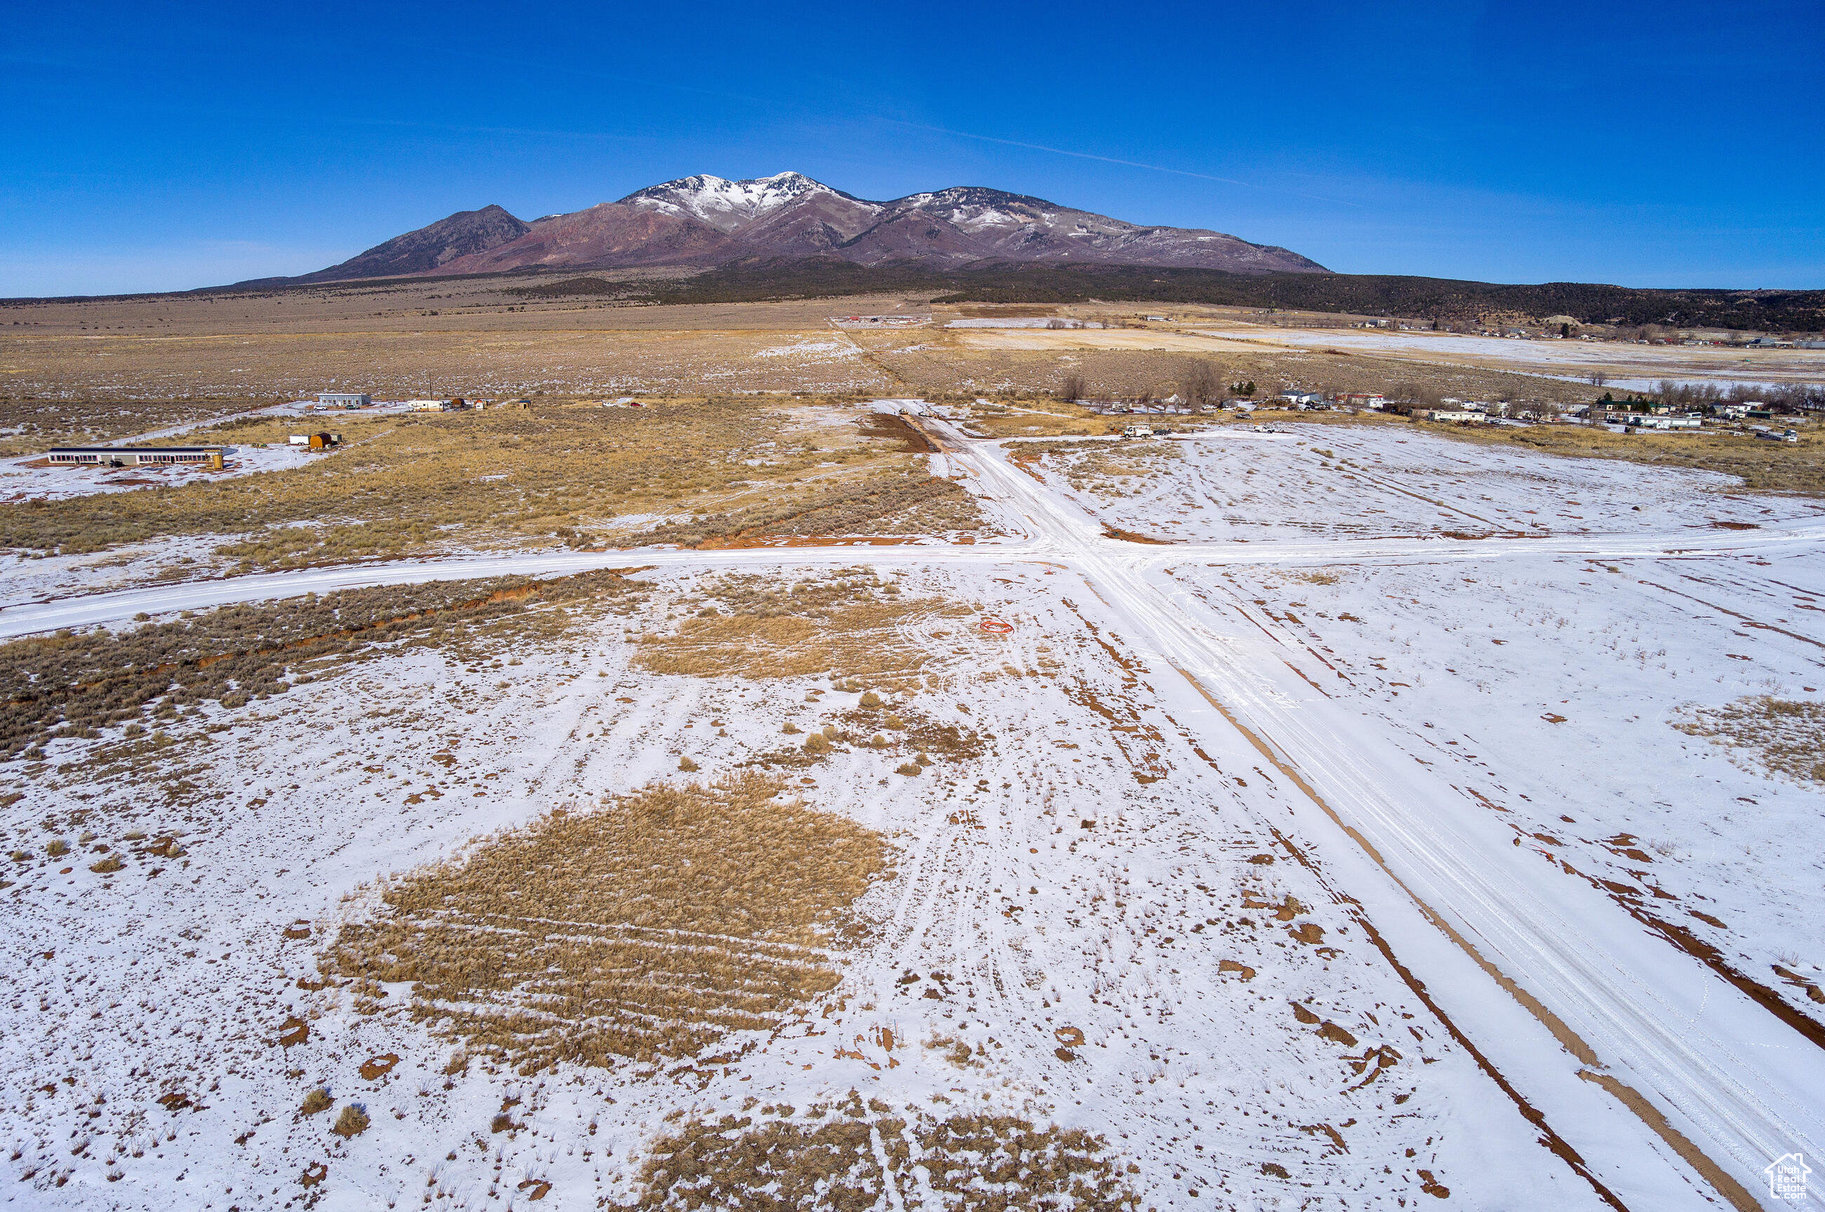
330 1104 369 1138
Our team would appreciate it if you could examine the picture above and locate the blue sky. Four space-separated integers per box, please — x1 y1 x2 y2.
2 0 1821 296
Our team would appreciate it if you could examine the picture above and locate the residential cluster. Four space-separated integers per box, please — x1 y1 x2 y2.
1085 384 1815 443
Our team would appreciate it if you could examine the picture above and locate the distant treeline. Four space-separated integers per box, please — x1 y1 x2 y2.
577 260 1825 332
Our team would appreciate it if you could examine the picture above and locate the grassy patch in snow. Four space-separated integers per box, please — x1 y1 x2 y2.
635 569 972 692
0 571 643 759
1674 696 1825 786
325 773 888 1072
618 1096 1139 1211
1016 438 1183 498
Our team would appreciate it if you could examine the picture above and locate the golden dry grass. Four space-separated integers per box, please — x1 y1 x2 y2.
969 406 1126 438
619 1097 1139 1211
1674 697 1825 786
0 400 963 566
326 773 889 1072
0 397 253 457
0 294 899 398
635 570 972 691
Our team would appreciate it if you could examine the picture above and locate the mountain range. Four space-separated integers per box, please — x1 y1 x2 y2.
278 172 1326 284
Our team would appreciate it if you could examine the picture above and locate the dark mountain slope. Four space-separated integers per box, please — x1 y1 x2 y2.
291 205 531 283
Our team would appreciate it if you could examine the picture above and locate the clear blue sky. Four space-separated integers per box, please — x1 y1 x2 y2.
2 0 1821 296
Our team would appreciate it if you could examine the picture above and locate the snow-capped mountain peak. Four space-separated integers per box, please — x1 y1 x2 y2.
287 171 1328 284
621 171 841 233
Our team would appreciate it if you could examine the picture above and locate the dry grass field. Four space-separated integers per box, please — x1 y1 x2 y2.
0 282 912 400
8 281 1821 502
0 571 641 760
3 284 1606 414
0 399 989 568
0 397 251 457
328 773 889 1072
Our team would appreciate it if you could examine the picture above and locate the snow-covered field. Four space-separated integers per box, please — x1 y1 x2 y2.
1187 322 1825 390
945 319 1106 330
1 563 1599 1210
3 410 1823 1210
1173 546 1825 1027
1037 424 1825 544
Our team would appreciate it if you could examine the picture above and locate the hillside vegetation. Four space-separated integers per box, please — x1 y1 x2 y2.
606 261 1825 332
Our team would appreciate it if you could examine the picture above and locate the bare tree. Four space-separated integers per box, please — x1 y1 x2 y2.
1393 382 1442 411
1180 360 1221 408
1059 371 1086 403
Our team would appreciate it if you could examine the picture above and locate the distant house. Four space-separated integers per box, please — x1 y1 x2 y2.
1418 409 1485 424
49 446 225 469
1629 415 1701 430
1276 391 1326 409
317 392 371 408
1338 392 1388 410
407 399 462 412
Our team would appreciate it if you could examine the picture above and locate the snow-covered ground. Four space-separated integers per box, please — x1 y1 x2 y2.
1189 322 1825 390
4 409 1824 1210
1169 545 1825 1029
945 318 1105 329
1037 423 1825 544
754 339 859 360
1 561 1609 1210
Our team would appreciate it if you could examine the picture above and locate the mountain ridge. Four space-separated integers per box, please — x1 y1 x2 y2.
269 171 1326 285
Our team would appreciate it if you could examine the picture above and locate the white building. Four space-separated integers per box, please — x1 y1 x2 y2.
317 392 371 408
50 446 225 468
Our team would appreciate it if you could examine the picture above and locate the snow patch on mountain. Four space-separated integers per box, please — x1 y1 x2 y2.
624 171 864 234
